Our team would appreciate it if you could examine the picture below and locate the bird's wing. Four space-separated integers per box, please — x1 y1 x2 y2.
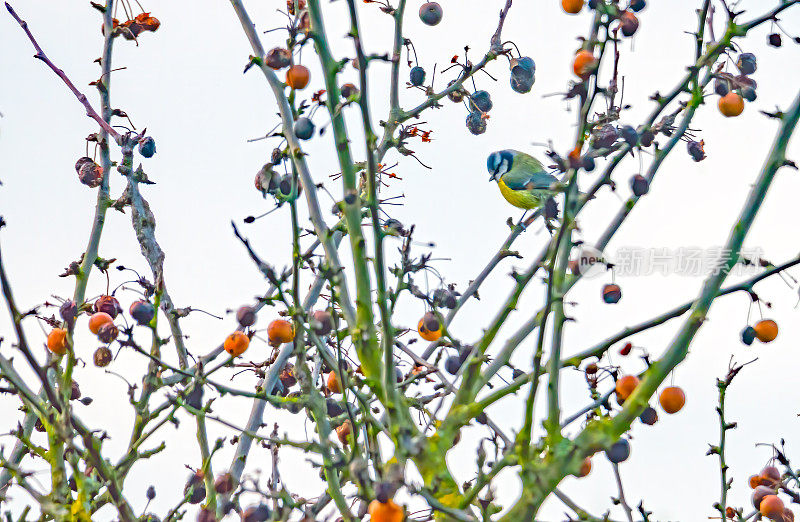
502 169 559 191
508 150 545 172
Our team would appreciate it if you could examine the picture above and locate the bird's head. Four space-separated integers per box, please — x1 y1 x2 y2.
487 150 513 181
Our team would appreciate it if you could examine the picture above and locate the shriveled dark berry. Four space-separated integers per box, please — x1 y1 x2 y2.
341 83 359 99
278 174 302 197
444 355 462 375
422 312 440 333
214 473 234 494
510 56 535 94
510 72 535 94
629 0 646 12
606 438 630 463
242 504 271 522
630 174 649 197
742 86 757 102
294 117 315 140
70 381 81 400
95 295 122 318
687 140 706 162
310 310 334 336
236 305 257 327
714 78 730 97
60 299 78 328
197 508 216 522
279 363 297 389
97 322 119 344
409 66 426 87
592 124 619 149
419 2 443 25
602 284 622 304
432 288 458 309
75 156 93 173
138 136 156 158
468 90 493 113
768 33 782 47
741 326 757 345
78 161 103 188
639 129 655 148
375 482 393 504
737 53 757 75
618 11 639 37
265 47 292 69
184 471 206 504
326 397 345 417
129 300 156 326
146 485 156 500
466 111 487 135
582 155 596 172
93 346 113 367
639 406 658 425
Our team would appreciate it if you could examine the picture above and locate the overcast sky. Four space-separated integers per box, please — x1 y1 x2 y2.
2 0 800 520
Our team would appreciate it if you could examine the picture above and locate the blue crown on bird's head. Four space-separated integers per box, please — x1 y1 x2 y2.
487 150 513 181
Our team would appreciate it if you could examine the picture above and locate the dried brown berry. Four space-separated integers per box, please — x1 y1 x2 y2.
266 47 292 69
236 305 257 327
94 295 122 318
78 161 103 188
310 310 334 336
97 322 119 344
214 473 234 494
70 381 81 400
93 346 113 367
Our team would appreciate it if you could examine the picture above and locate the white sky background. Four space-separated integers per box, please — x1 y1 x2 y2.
2 0 800 520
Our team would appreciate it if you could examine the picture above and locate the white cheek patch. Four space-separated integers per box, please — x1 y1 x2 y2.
499 162 510 175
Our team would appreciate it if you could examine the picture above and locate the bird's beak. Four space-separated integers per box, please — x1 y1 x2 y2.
489 169 498 182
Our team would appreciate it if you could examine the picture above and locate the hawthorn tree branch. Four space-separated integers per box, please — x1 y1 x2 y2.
5 3 120 142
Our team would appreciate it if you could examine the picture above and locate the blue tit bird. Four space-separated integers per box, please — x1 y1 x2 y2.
486 150 562 210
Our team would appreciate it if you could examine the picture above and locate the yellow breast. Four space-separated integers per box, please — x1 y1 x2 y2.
497 179 543 209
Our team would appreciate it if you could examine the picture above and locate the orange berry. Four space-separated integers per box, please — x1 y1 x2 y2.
267 319 295 346
760 495 785 520
718 92 744 117
224 331 250 357
327 371 342 394
573 49 597 79
659 386 686 414
368 499 404 522
418 311 442 342
615 375 640 401
286 65 310 90
562 0 584 14
754 319 778 343
336 419 353 445
47 328 68 355
751 474 769 489
88 312 113 335
577 456 592 477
